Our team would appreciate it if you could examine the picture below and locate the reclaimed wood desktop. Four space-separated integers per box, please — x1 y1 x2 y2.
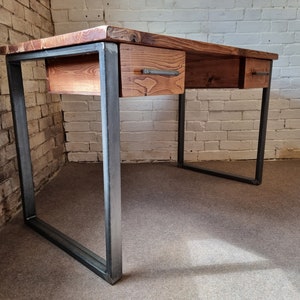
1 26 278 284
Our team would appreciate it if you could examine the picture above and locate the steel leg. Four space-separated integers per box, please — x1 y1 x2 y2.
99 42 122 284
255 86 271 184
177 92 185 168
6 42 122 285
6 61 36 220
177 65 273 185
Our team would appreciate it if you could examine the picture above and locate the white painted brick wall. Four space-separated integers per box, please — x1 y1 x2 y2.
1 0 65 228
51 0 300 162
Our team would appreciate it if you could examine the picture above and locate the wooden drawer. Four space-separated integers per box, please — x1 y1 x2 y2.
119 44 185 97
241 58 271 89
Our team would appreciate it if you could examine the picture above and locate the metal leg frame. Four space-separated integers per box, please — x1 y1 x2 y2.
178 65 273 185
6 42 122 284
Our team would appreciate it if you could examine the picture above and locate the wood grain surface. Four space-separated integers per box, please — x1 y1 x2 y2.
120 44 185 96
0 25 278 61
46 54 101 95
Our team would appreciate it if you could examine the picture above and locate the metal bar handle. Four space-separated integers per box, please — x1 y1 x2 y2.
252 71 270 76
142 68 179 76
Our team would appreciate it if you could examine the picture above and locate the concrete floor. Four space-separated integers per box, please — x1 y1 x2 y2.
0 160 300 299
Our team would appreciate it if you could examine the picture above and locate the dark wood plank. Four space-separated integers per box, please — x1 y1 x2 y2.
185 53 240 88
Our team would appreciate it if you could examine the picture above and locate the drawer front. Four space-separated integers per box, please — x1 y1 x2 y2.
242 58 271 89
120 44 185 97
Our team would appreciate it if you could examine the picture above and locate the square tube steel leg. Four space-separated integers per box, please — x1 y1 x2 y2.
177 63 273 185
6 42 122 285
6 61 36 220
99 42 122 284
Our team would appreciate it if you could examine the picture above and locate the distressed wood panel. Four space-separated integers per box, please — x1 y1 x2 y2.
0 25 278 62
120 44 185 97
185 53 240 88
46 54 101 95
241 58 271 89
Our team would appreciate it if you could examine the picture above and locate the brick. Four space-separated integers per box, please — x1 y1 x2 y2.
1 112 13 129
224 33 261 45
0 131 9 146
3 0 25 19
0 24 9 43
205 121 221 131
64 122 90 132
204 141 219 150
224 100 261 111
54 22 89 35
66 132 97 142
62 101 88 112
26 106 41 121
121 121 154 132
262 8 297 20
186 111 209 121
209 21 236 33
186 121 205 131
51 0 86 9
85 0 104 9
209 101 224 111
24 7 41 28
280 109 300 119
64 112 98 122
221 120 253 131
68 152 98 162
88 101 101 111
228 131 259 141
271 21 288 32
29 131 46 149
244 8 262 20
197 151 230 161
27 120 39 135
209 111 242 121
237 21 270 33
289 20 300 31
51 10 69 22
17 0 30 7
285 119 300 129
290 100 300 108
69 9 104 22
220 140 254 150
229 150 258 160
30 0 51 20
120 99 152 111
39 116 53 131
148 22 166 33
261 32 294 44
65 142 90 152
196 131 227 141
209 9 244 21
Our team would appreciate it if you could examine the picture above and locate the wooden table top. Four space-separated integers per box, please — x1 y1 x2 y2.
0 25 278 60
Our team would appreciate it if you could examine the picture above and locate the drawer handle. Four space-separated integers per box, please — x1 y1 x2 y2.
252 71 270 76
142 68 179 76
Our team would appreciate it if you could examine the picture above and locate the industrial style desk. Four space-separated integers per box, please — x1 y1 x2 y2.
1 26 278 284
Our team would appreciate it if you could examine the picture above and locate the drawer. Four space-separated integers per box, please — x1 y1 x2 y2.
241 58 271 89
120 44 185 97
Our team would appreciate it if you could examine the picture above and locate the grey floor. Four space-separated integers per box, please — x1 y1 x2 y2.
0 160 300 300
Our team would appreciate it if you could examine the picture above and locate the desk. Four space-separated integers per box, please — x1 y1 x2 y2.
1 26 278 284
